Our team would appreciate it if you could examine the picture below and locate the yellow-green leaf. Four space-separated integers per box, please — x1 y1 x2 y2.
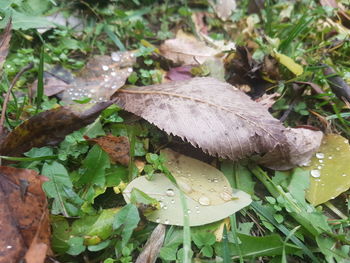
273 51 303 76
305 134 350 205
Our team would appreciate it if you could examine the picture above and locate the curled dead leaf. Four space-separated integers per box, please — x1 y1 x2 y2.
0 102 113 156
0 20 11 72
115 77 288 162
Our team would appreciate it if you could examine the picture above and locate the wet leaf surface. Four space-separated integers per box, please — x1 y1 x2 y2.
123 150 251 226
0 102 113 156
86 134 130 166
0 166 50 263
60 52 136 103
305 134 350 205
159 31 218 65
115 77 288 162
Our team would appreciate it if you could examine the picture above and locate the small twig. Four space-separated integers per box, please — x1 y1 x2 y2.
0 62 34 136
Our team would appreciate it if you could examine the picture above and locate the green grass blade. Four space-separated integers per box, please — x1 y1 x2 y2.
0 155 57 162
179 189 192 263
35 45 44 113
251 202 319 262
222 225 231 263
104 25 126 51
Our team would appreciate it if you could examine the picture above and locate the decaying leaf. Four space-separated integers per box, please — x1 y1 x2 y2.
159 31 218 65
166 66 193 81
60 51 136 103
123 149 252 226
0 20 11 71
305 134 350 205
210 0 237 21
259 128 323 170
0 167 50 263
0 102 113 156
323 64 350 103
86 134 130 166
115 77 288 162
135 224 166 263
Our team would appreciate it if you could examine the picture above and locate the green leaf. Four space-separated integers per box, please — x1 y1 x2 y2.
305 134 350 205
215 233 300 258
79 144 110 186
42 161 74 216
113 203 140 246
67 236 85 256
192 232 216 247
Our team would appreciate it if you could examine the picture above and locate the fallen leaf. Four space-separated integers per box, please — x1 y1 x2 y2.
259 128 323 170
0 102 113 156
31 73 69 97
115 77 288 161
210 0 237 21
135 224 166 263
86 134 130 166
0 20 11 71
272 51 303 76
166 66 193 81
123 173 251 226
305 134 350 205
159 31 218 65
0 167 50 263
323 64 350 103
60 51 136 103
162 148 236 205
225 46 270 98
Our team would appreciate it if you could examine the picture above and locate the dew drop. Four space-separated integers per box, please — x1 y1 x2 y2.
195 206 199 210
74 92 79 96
102 65 109 71
164 219 169 224
196 210 200 214
336 147 340 151
127 67 133 72
319 159 323 163
317 166 322 169
344 140 348 144
198 196 210 206
159 201 164 208
209 188 215 192
220 191 232 201
315 179 321 182
111 52 121 62
342 174 347 177
6 245 12 249
111 72 116 76
166 188 175 197
213 178 219 183
316 152 325 159
310 169 321 178
163 205 168 210
90 89 96 93
187 209 191 214
328 156 333 160
111 85 117 90
156 218 160 223
170 199 175 204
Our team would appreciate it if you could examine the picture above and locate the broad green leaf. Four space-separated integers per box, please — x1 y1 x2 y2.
71 208 120 240
67 237 85 256
123 174 251 226
42 161 75 216
305 134 350 205
113 203 140 246
215 234 300 258
79 145 110 186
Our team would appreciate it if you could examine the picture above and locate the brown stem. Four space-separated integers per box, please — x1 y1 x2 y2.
0 62 34 136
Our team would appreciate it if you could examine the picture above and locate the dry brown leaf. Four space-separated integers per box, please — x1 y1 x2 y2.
160 31 218 65
0 102 113 156
86 134 130 166
60 51 136 103
0 167 50 263
135 224 166 263
0 20 11 71
259 128 323 170
210 0 237 21
115 77 288 161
